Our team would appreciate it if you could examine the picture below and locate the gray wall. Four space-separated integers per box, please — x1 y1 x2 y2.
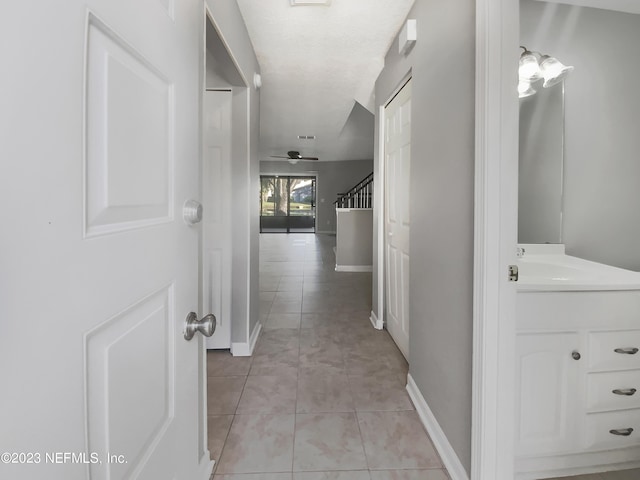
260 160 373 233
374 0 475 473
521 1 640 271
336 210 373 268
206 0 262 343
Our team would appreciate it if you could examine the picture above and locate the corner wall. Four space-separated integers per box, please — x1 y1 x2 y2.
373 0 475 473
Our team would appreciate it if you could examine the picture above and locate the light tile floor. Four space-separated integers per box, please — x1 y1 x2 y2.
207 233 449 480
207 233 640 480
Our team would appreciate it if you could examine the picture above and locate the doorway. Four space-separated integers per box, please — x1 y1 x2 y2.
383 78 412 360
260 175 317 233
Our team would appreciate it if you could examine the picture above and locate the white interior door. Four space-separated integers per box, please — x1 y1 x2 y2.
0 2 212 479
202 90 232 349
384 79 412 360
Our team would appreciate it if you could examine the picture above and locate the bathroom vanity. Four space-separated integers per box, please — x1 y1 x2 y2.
515 244 640 479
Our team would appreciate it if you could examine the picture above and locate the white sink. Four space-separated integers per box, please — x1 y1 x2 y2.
516 244 640 291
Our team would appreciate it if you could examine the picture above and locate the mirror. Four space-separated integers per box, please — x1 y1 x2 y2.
518 78 565 244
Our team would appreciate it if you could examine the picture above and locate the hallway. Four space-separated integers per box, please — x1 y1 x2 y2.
207 233 449 479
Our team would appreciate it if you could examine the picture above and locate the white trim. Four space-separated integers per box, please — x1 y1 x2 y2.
335 265 372 272
204 7 249 88
230 321 261 356
472 0 519 479
406 374 470 480
375 104 385 334
244 87 253 359
369 310 383 330
197 458 215 480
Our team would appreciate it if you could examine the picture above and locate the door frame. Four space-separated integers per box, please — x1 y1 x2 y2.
471 0 519 478
381 77 412 358
203 5 257 358
375 72 412 332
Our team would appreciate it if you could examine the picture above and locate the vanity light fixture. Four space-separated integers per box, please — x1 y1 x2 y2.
539 55 574 88
518 46 574 97
519 47 542 81
518 78 537 98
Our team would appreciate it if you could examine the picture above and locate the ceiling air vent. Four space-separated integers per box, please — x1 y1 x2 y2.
290 0 331 5
297 135 316 140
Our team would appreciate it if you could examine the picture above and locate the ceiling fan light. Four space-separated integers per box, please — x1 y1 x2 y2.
539 55 574 88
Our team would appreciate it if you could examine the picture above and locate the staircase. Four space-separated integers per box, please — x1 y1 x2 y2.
334 172 373 272
334 172 373 208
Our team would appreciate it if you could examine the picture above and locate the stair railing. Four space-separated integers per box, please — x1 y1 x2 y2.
334 172 373 208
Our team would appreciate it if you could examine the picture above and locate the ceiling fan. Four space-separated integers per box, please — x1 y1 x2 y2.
270 150 319 164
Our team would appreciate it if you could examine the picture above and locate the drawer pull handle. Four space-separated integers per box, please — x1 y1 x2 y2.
614 347 639 355
609 428 634 436
612 388 637 396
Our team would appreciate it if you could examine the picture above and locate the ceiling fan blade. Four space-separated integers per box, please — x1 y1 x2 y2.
269 155 290 158
299 157 319 161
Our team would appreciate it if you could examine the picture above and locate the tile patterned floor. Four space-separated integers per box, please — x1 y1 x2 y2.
207 233 449 480
206 234 640 480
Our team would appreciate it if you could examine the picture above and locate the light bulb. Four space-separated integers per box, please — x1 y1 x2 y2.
519 51 542 81
539 55 574 88
518 79 536 98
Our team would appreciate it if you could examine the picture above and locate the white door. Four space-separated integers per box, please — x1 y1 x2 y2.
384 79 412 360
202 90 232 349
0 2 212 479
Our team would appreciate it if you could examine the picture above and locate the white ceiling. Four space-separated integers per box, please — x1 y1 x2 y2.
236 0 415 162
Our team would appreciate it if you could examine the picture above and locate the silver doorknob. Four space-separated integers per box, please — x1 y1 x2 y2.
183 199 203 225
184 312 216 340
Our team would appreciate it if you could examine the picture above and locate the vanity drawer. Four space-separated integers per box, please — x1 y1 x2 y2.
584 409 640 450
588 330 640 371
587 370 640 411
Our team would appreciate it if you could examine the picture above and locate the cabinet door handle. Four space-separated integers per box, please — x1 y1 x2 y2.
609 428 634 436
612 388 637 396
614 347 639 355
571 350 581 360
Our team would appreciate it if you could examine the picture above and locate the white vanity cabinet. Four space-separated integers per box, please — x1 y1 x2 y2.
515 291 640 479
516 331 582 456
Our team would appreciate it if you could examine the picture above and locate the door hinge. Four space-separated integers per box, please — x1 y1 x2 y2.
508 265 519 282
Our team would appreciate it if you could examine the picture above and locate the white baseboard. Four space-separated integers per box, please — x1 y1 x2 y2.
316 230 337 235
230 321 262 357
197 458 214 480
335 264 373 272
406 374 470 480
369 310 383 330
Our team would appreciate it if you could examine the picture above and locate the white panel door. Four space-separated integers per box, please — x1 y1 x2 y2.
203 90 232 349
384 79 412 360
0 2 212 480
